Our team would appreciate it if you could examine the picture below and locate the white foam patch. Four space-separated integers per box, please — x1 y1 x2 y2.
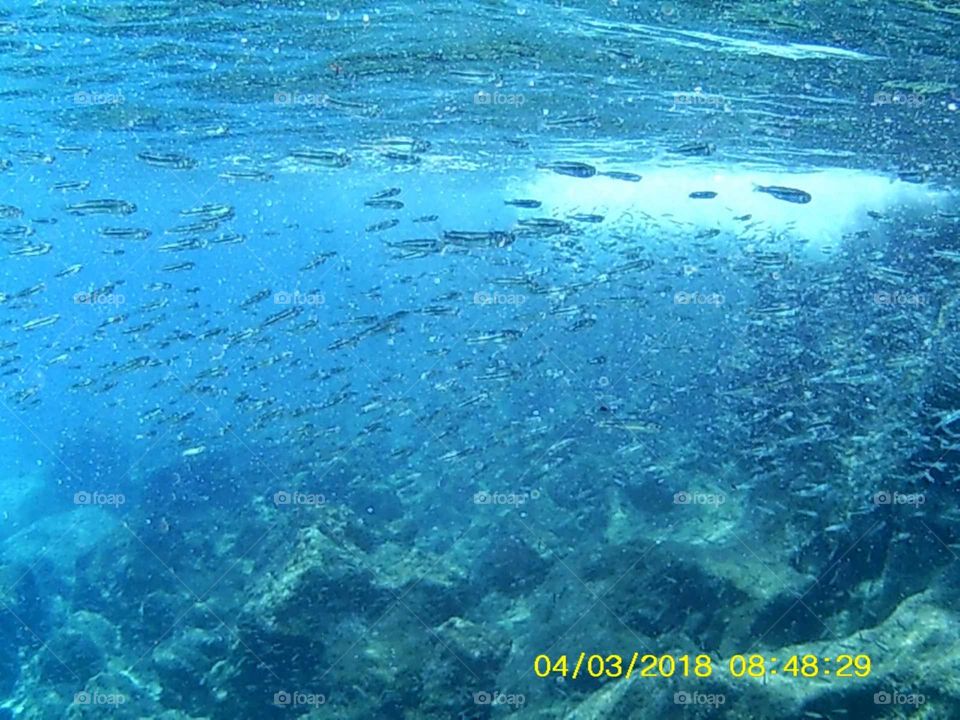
513 167 947 255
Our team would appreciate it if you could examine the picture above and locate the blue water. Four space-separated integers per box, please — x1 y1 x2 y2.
1 2 959 719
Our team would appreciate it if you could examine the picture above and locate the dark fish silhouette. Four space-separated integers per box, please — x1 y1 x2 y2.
754 185 811 204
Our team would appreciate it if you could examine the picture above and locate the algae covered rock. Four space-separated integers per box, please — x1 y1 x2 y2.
420 616 513 718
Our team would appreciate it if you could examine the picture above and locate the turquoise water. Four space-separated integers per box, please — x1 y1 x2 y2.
0 2 958 718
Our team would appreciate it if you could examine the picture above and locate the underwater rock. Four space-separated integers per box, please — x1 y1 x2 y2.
470 533 551 595
207 513 475 715
561 588 960 718
152 627 230 709
31 612 119 687
35 630 105 685
63 668 168 720
420 617 512 718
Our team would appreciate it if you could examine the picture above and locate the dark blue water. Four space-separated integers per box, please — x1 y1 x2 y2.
0 2 958 718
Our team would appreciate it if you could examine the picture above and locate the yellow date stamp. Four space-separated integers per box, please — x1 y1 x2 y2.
533 653 872 680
